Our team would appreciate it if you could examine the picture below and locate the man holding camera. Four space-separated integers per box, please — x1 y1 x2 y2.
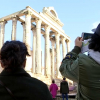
59 24 100 100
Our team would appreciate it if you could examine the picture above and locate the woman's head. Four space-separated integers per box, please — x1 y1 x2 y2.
0 41 30 70
52 79 55 83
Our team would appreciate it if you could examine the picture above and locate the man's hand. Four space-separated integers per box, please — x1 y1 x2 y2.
75 37 83 47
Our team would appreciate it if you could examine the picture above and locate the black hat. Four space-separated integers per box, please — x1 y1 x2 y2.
95 23 100 36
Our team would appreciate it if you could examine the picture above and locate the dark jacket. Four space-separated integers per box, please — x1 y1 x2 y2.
0 68 53 100
60 80 69 94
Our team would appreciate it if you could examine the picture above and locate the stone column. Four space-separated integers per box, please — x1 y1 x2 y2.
11 17 18 40
35 18 42 74
66 40 70 53
61 36 66 58
24 10 32 55
0 20 7 49
21 22 25 43
51 38 55 79
0 20 7 73
55 32 61 78
31 28 36 73
44 25 50 76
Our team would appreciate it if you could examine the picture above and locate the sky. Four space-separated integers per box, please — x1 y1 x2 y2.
0 0 100 55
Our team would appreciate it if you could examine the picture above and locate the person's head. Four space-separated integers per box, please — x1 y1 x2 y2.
63 77 66 80
89 23 100 52
0 41 30 71
52 79 55 83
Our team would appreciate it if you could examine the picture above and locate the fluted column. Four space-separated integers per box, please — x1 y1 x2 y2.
0 20 7 49
31 28 36 73
51 38 55 79
24 10 32 55
11 17 18 40
61 36 66 58
55 32 60 78
0 20 7 73
44 25 50 76
21 22 25 43
66 40 70 53
35 18 42 74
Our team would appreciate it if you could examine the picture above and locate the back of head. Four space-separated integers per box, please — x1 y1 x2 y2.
52 79 55 83
0 41 30 71
89 23 100 52
63 77 66 80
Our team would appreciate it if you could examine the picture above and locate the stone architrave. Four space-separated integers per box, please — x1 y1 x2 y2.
21 22 25 43
24 10 32 55
35 18 42 74
44 25 50 76
31 28 36 73
11 17 18 40
0 20 7 49
51 38 55 79
55 32 61 78
66 40 70 53
61 36 66 58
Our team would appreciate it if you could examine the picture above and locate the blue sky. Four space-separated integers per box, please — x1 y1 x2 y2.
0 0 100 51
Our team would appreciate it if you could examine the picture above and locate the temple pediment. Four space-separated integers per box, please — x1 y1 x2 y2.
42 7 64 27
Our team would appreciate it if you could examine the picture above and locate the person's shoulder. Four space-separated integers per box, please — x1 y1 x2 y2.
54 83 58 86
31 77 47 87
79 53 94 61
79 53 89 59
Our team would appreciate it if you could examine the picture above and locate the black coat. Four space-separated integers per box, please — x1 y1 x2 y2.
0 68 53 100
60 81 69 94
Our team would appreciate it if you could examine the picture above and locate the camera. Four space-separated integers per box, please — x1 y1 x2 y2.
81 32 93 40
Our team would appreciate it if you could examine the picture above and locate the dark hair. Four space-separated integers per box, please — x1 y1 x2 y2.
52 79 55 83
89 33 100 52
63 77 66 80
0 41 30 70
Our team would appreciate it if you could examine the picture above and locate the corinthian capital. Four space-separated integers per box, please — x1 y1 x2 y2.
24 10 33 15
35 18 42 23
0 20 7 25
11 15 19 20
44 24 51 30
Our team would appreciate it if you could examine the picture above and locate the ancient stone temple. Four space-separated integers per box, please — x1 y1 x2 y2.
0 6 71 85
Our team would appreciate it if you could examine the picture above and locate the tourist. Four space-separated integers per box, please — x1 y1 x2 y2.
49 79 58 100
0 40 53 100
59 23 100 100
60 77 69 100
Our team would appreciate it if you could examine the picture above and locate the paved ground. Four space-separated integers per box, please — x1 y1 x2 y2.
56 92 76 100
56 98 75 100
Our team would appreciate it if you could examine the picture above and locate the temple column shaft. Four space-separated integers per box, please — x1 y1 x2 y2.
0 21 7 49
11 17 17 40
44 25 50 76
51 39 55 79
0 20 7 73
61 37 66 58
25 11 32 55
35 18 42 74
32 28 36 73
21 22 25 43
55 33 60 77
66 40 70 53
